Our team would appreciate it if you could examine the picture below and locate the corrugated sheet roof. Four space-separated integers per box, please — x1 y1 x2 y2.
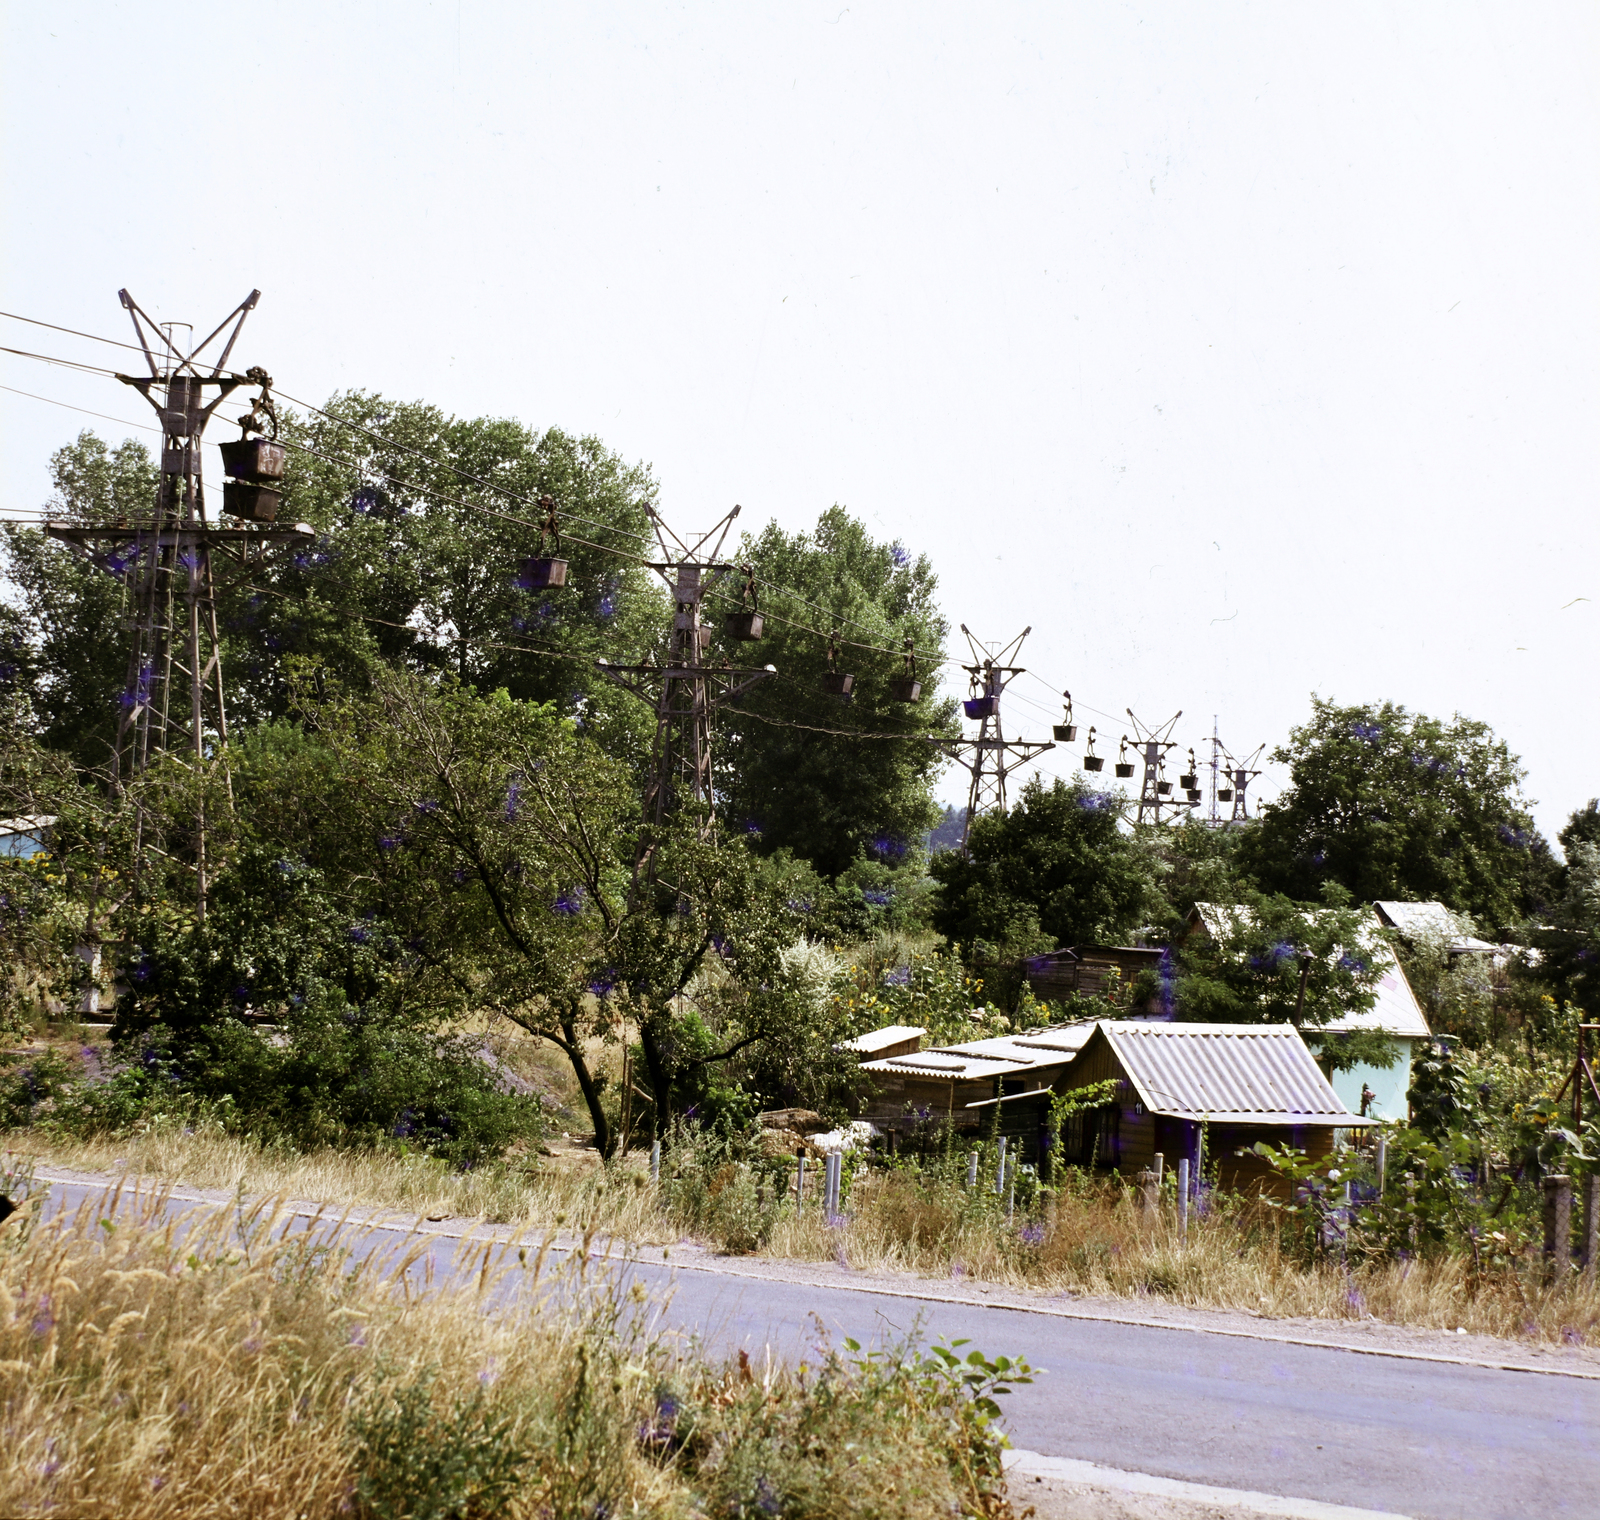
1373 901 1499 955
838 1024 926 1055
1099 1020 1370 1125
859 1021 1096 1081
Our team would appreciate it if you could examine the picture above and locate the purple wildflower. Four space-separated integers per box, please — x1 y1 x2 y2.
552 887 585 916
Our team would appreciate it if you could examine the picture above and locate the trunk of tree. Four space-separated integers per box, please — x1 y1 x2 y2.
518 1007 614 1159
639 1015 674 1145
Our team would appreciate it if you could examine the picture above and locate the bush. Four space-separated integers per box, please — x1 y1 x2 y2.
39 1002 543 1169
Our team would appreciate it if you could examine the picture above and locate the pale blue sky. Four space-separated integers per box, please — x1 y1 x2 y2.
3 3 1595 848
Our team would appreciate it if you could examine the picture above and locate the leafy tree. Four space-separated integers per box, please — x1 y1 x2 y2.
290 665 841 1153
0 432 156 767
231 394 666 765
1237 697 1557 930
714 508 957 879
929 775 1158 983
1173 884 1386 1035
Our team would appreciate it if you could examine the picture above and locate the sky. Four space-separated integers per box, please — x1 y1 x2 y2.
2 3 1595 845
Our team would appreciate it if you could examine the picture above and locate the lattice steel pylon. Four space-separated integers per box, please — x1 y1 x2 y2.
930 626 1054 851
45 289 312 916
1225 744 1265 823
1125 708 1194 826
596 504 775 877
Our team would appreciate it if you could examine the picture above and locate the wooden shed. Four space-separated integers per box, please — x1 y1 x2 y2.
1024 946 1165 1011
1049 1021 1372 1197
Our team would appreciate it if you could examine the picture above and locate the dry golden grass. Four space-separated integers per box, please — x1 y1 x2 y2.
0 1188 1022 1519
15 1124 1600 1349
766 1169 1600 1346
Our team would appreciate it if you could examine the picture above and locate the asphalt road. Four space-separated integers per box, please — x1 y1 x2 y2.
34 1178 1600 1520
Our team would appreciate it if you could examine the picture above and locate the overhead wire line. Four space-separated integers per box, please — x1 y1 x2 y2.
0 317 1132 733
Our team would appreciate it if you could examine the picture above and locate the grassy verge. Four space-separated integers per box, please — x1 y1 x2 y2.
12 1123 1600 1349
0 1184 1027 1519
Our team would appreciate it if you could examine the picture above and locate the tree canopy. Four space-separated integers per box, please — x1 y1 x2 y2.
929 775 1157 959
714 507 957 879
1237 697 1556 930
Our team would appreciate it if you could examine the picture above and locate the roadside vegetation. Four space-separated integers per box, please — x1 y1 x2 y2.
4 420 1600 1367
0 1181 1029 1519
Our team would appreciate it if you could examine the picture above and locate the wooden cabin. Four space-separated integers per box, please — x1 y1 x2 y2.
1041 1021 1371 1197
1024 945 1165 1011
855 1024 1096 1137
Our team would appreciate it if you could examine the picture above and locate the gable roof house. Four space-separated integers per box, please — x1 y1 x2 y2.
1042 1021 1371 1196
1184 902 1430 1123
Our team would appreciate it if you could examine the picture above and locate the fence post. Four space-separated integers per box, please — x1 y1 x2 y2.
649 1140 661 1184
1006 1172 1015 1220
966 1150 979 1189
1544 1174 1573 1278
1177 1158 1189 1239
1375 1134 1387 1198
1584 1174 1599 1282
795 1151 806 1207
995 1136 1008 1196
1136 1169 1160 1218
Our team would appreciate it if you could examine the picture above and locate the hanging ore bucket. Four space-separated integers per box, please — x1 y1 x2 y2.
1187 788 1203 802
1217 786 1234 802
1115 762 1135 778
890 635 920 701
725 565 762 640
1156 779 1173 796
222 482 281 522
521 556 568 589
964 695 999 719
823 632 852 695
1053 691 1077 742
1083 727 1104 771
1179 771 1198 790
220 438 287 481
1114 737 1134 779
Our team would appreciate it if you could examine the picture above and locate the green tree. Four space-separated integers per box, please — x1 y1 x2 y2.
1174 885 1387 1036
230 394 666 764
929 776 1157 972
0 432 157 767
1237 697 1557 930
713 508 957 879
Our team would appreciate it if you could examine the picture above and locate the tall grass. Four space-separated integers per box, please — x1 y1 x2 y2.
16 1123 1600 1348
0 1183 1026 1519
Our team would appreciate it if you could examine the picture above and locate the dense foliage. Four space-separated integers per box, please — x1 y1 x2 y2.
1238 697 1557 929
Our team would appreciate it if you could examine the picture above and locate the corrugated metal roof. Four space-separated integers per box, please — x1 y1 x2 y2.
1373 901 1499 955
838 1024 926 1055
1099 1020 1371 1125
860 1021 1097 1082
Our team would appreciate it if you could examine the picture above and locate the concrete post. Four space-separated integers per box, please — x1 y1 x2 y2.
1544 1174 1573 1277
1375 1134 1387 1198
966 1150 979 1189
1136 1169 1160 1217
995 1136 1008 1196
1584 1174 1599 1282
1177 1158 1190 1239
649 1140 661 1183
795 1151 806 1206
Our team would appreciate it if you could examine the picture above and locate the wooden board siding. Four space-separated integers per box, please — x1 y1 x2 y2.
859 1074 996 1129
1027 946 1164 1009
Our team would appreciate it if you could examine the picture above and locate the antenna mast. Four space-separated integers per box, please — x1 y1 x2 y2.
930 625 1054 851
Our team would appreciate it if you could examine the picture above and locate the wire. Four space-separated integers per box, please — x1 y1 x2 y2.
0 380 161 437
0 319 1140 731
0 345 124 377
0 309 150 357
